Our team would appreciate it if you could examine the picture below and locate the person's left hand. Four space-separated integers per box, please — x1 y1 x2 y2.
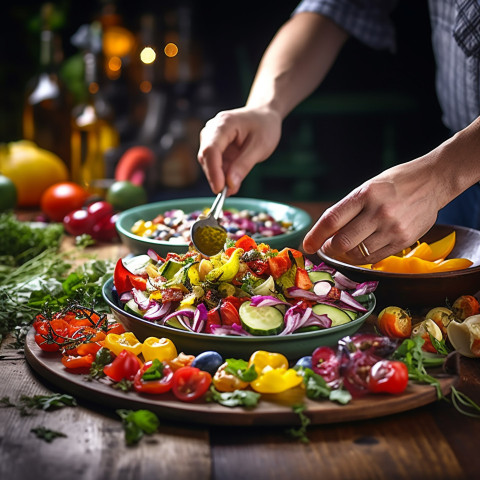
302 158 443 264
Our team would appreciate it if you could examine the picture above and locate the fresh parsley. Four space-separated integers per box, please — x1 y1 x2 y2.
31 426 67 443
225 358 258 382
207 386 261 408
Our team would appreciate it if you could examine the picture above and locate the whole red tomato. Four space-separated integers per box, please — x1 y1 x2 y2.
41 182 89 222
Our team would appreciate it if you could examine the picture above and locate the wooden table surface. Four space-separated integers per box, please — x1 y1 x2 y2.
2 202 480 480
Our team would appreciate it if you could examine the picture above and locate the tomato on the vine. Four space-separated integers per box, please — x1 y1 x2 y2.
171 366 212 402
34 319 69 352
368 360 409 394
133 360 174 394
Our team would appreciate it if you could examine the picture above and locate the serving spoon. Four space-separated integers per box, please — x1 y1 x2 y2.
190 186 228 257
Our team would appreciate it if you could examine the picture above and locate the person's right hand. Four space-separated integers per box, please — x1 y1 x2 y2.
197 106 282 194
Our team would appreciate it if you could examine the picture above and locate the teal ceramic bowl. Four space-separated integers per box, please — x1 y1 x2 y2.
115 197 312 256
102 277 376 360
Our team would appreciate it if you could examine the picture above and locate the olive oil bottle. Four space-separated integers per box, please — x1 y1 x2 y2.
23 3 72 173
71 23 119 195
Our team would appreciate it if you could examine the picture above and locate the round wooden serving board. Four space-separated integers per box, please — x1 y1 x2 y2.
24 330 456 426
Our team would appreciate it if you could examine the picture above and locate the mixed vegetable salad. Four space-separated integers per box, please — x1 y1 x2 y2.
112 235 378 337
130 208 294 244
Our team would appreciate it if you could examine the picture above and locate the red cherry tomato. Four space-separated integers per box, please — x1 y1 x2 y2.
34 319 69 352
103 349 142 382
368 360 409 394
205 306 221 333
219 300 240 326
171 366 212 402
133 360 174 394
87 201 114 224
63 209 95 236
311 346 340 386
41 182 89 222
91 212 119 242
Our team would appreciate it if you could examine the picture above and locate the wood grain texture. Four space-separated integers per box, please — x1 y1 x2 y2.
0 340 211 480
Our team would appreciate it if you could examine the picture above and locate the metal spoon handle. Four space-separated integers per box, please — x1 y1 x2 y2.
210 186 227 220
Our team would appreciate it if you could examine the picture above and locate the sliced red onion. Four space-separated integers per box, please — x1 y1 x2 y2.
286 287 329 303
250 295 291 308
339 290 367 312
310 262 336 274
160 309 195 330
280 304 332 335
132 288 153 310
119 291 133 303
352 281 379 296
334 272 359 290
209 325 252 336
192 303 208 332
147 248 162 262
144 301 174 321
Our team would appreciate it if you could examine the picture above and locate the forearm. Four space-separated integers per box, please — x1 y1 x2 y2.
426 116 480 208
246 12 349 119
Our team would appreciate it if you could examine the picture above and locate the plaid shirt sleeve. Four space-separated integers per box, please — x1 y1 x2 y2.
292 0 399 52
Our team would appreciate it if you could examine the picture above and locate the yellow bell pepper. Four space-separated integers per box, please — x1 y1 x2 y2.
248 350 289 375
104 332 143 357
250 367 303 394
205 248 244 283
213 362 249 392
141 337 177 362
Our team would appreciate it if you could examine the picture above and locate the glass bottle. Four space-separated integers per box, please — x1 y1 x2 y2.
22 3 72 173
71 24 119 195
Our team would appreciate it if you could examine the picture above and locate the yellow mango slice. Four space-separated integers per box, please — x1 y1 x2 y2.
423 231 456 262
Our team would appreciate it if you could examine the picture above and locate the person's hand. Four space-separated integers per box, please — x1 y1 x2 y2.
303 157 444 264
197 106 282 194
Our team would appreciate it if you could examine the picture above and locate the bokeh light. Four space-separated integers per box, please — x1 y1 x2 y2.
140 46 156 64
164 42 179 57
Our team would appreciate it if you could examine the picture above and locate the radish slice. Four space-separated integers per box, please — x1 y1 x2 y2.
313 281 333 297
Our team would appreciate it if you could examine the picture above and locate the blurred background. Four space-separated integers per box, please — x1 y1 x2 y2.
0 0 449 205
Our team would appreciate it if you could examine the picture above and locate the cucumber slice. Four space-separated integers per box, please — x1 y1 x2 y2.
125 298 144 316
345 310 358 320
308 271 334 284
312 303 352 327
239 301 285 336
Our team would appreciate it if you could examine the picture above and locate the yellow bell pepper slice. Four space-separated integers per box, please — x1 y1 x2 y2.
248 350 289 375
431 258 473 272
250 367 303 394
142 337 178 362
104 332 143 357
372 255 439 274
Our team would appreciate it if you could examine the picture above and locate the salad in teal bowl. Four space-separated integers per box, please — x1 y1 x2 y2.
115 197 312 256
102 236 377 359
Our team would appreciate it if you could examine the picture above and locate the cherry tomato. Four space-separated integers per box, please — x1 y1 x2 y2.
452 295 480 321
220 300 240 327
40 182 89 222
311 346 340 386
377 306 412 339
171 366 212 402
34 319 69 352
63 208 95 236
368 360 409 394
91 212 119 242
87 200 114 224
205 306 221 334
103 349 142 382
133 360 174 394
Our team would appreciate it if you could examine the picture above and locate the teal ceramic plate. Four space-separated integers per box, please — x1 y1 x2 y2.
102 277 376 360
115 197 312 256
